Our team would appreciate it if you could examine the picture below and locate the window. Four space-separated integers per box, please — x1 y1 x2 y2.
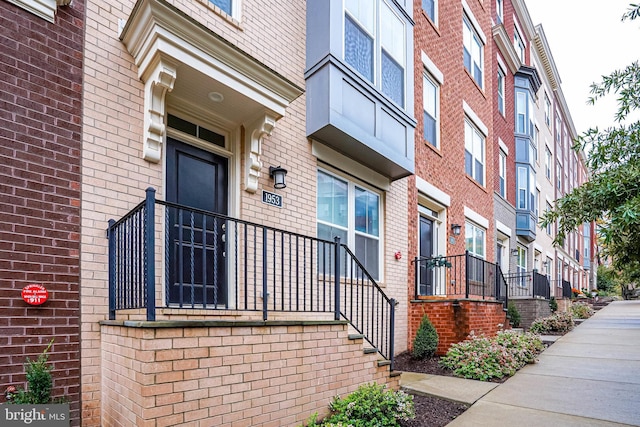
423 73 439 147
499 151 507 198
497 68 505 115
513 26 525 62
533 125 539 163
465 221 485 258
546 203 553 235
317 170 381 280
516 246 527 275
345 0 406 107
516 89 534 138
7 0 57 22
496 0 503 24
544 93 551 127
556 162 562 191
463 15 484 88
464 120 485 185
517 167 527 209
535 188 540 217
545 146 552 180
209 0 233 16
422 0 436 22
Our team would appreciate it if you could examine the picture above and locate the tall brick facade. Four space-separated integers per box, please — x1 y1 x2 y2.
0 1 84 424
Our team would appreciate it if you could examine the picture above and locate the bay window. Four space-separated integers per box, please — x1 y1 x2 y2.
345 0 406 107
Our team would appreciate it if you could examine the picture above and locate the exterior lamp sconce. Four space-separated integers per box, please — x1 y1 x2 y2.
511 249 519 257
269 166 287 189
450 224 461 236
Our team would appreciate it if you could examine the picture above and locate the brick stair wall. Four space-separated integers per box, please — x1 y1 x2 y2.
101 320 398 427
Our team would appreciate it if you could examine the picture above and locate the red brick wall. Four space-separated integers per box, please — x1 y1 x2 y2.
408 300 509 355
0 1 84 424
411 0 496 264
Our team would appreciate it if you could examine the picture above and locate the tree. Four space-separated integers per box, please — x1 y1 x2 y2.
541 4 640 278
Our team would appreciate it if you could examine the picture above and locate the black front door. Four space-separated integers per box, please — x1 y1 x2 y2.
166 138 228 306
419 216 434 296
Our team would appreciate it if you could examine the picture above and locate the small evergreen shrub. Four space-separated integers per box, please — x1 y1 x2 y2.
325 383 415 426
529 311 574 334
439 331 543 381
411 315 439 359
507 301 521 328
571 302 594 319
549 296 558 313
7 339 54 404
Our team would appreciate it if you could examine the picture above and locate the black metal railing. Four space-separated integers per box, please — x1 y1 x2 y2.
107 188 396 367
562 279 572 298
413 252 508 308
506 271 551 299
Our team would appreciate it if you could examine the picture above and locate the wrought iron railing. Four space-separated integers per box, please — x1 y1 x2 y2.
107 188 396 367
505 271 551 299
562 279 572 298
413 252 508 308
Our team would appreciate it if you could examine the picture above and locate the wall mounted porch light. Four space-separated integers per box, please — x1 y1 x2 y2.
511 249 519 257
269 166 288 189
450 223 461 236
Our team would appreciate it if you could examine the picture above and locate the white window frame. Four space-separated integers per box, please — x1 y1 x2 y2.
462 9 485 89
544 93 551 127
464 120 485 186
497 66 505 116
423 72 440 148
496 0 504 24
7 0 58 22
465 221 486 259
317 168 384 281
422 0 437 23
516 245 527 276
344 0 406 108
208 0 241 19
545 145 552 180
546 202 553 235
513 25 525 63
499 150 507 198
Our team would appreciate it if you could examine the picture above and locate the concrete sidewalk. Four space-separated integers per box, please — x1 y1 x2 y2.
435 300 640 426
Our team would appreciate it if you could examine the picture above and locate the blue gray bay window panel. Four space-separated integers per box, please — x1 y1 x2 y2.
514 65 541 242
305 0 416 180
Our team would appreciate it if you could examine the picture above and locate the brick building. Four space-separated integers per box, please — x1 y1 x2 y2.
1 0 595 425
0 0 84 424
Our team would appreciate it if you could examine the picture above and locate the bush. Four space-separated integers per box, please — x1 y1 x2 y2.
439 331 544 381
411 315 439 359
507 301 521 328
324 383 415 426
549 296 558 313
529 312 574 335
571 302 595 319
7 340 54 404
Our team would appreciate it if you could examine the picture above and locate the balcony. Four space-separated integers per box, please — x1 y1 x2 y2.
107 188 396 366
412 252 508 308
505 271 551 299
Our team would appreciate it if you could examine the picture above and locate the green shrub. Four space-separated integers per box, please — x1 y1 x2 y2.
529 311 574 334
7 340 54 404
439 331 544 381
549 296 558 313
411 315 438 359
571 302 595 319
507 301 521 328
324 383 415 426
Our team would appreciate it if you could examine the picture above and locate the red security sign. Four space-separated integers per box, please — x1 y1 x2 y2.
21 284 49 305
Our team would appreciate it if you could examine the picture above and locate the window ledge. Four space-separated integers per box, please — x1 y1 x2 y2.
7 0 58 22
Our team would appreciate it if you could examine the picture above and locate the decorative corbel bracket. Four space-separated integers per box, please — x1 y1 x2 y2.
244 113 277 193
142 58 177 163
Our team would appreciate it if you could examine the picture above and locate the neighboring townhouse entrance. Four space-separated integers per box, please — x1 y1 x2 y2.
166 138 228 306
418 216 434 295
